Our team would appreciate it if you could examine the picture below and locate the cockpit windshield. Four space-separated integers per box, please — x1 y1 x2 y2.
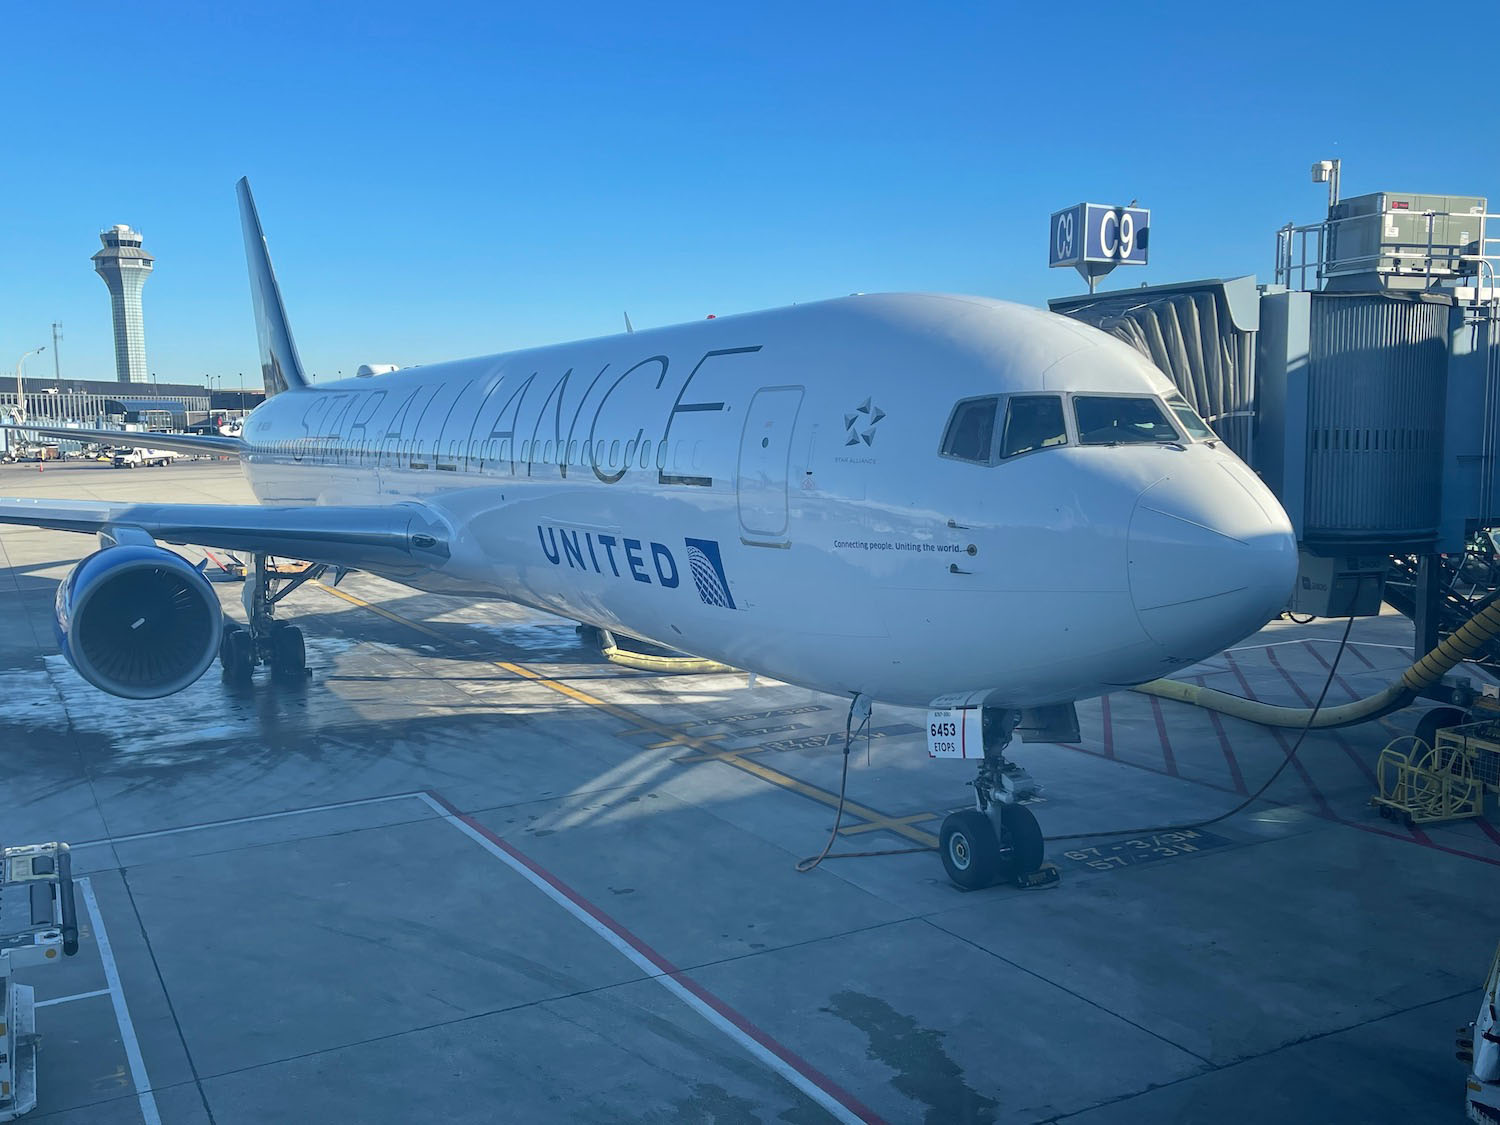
940 394 1069 465
940 397 998 463
1163 391 1217 442
1074 396 1180 446
999 395 1067 458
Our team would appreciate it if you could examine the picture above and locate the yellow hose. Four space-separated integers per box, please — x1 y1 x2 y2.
1135 597 1500 729
596 629 736 675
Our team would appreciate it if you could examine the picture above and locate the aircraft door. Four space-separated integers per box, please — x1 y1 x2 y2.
737 386 804 546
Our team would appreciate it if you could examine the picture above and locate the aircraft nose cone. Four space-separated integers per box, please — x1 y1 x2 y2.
1127 465 1298 657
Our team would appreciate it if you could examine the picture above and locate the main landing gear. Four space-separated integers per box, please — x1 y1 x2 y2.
939 707 1050 890
220 553 321 685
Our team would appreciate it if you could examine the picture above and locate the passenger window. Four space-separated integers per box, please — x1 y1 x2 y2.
1074 396 1180 445
940 397 999 463
1163 391 1216 441
999 396 1067 458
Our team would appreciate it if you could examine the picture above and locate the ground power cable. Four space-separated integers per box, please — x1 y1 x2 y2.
796 601 1369 870
1051 608 1357 843
796 696 935 872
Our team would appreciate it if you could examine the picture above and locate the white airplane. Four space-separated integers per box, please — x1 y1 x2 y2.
0 179 1298 888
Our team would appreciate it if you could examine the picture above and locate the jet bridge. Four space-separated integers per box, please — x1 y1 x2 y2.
1051 189 1500 662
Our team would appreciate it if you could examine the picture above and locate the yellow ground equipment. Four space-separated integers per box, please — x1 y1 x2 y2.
591 627 736 675
1435 722 1500 793
1372 734 1484 826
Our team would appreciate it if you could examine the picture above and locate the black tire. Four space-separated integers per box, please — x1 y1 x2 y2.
222 628 254 683
999 803 1045 876
940 810 1001 890
1415 707 1466 751
270 623 305 680
218 622 243 667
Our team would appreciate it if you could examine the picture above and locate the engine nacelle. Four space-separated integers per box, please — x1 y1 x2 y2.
54 544 223 699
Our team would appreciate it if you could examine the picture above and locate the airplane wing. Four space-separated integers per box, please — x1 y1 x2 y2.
0 498 451 571
0 423 243 457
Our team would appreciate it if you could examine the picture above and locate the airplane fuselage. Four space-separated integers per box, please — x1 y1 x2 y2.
238 293 1297 709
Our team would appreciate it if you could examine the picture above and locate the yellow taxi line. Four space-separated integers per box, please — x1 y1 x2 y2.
313 582 939 847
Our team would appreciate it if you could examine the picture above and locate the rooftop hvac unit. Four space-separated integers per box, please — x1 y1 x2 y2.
1324 192 1486 292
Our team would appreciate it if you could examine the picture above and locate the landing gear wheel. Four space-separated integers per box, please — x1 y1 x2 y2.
1415 706 1465 751
221 627 254 683
999 803 1045 877
940 810 1001 890
269 622 305 680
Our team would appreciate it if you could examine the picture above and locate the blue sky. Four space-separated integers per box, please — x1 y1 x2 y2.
4 1 1498 387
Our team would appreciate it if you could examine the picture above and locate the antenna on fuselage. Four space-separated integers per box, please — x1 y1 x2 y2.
623 311 635 334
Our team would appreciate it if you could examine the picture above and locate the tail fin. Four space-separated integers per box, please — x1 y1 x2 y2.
236 177 310 396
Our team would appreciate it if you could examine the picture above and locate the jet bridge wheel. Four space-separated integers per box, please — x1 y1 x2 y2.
1415 706 1466 753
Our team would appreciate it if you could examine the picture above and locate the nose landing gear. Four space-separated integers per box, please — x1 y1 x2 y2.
220 553 319 685
938 707 1053 890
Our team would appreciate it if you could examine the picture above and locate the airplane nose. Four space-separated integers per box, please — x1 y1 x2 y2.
1127 464 1298 657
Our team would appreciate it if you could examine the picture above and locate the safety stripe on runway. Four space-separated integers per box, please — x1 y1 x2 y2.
420 789 886 1125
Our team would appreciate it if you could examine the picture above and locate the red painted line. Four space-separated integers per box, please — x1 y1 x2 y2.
1223 651 1259 701
1147 695 1178 777
1194 677 1248 795
1347 644 1377 671
1337 814 1499 867
1476 817 1500 851
1298 641 1361 701
1064 719 1500 868
1265 646 1315 707
1266 647 1385 804
421 789 887 1124
1060 743 1241 796
1269 729 1335 817
1099 694 1115 759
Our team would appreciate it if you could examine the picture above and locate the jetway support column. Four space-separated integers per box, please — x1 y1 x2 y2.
1415 554 1443 662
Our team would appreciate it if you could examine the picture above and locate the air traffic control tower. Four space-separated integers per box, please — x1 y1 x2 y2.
91 224 154 384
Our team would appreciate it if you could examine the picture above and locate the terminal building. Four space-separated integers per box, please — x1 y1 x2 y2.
0 378 211 431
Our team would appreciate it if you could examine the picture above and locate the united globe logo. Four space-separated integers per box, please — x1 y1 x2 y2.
685 538 737 609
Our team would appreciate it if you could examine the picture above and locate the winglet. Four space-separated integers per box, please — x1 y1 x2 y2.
237 178 309 397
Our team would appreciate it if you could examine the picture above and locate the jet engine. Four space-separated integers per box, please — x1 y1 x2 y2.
54 544 222 699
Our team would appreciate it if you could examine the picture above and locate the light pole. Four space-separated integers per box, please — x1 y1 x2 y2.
13 346 45 423
1312 158 1341 214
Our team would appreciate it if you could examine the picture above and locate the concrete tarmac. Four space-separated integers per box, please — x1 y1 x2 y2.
0 459 1496 1124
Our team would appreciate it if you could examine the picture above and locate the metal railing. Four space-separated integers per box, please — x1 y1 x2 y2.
1275 208 1500 301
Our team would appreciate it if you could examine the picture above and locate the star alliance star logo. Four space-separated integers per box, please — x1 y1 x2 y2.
844 398 885 446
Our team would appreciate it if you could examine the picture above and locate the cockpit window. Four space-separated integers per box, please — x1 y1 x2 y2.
999 395 1067 458
1163 390 1217 442
940 397 998 463
1074 396 1180 446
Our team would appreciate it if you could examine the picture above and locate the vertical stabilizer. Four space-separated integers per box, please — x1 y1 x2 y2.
236 178 309 396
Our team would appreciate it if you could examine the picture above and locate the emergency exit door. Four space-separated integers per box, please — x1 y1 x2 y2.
736 386 804 544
